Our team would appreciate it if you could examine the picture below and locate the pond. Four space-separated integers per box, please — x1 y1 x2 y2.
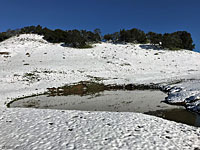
8 88 200 127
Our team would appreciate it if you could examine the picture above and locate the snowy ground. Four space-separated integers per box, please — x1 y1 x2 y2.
0 34 200 149
0 108 200 150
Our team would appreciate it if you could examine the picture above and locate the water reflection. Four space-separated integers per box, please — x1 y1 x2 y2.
145 109 200 127
8 90 200 127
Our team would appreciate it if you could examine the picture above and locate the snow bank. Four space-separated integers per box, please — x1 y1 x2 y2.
164 80 200 113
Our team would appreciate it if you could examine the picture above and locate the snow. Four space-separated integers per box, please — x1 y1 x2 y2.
1 34 200 106
164 80 200 113
0 34 200 149
0 108 200 150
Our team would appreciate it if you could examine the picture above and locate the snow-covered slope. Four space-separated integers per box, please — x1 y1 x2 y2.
0 34 200 149
0 34 200 106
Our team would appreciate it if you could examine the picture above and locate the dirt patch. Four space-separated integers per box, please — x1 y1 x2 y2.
47 82 107 96
46 81 161 96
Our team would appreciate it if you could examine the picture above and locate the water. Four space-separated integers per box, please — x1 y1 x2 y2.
8 90 200 127
146 108 200 127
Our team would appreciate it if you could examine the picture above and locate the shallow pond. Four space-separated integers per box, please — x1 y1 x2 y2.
8 90 200 127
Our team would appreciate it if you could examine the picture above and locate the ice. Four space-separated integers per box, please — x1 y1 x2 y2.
165 80 200 113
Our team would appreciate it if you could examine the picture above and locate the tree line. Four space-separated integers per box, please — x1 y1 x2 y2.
0 25 195 50
104 29 195 50
0 25 101 48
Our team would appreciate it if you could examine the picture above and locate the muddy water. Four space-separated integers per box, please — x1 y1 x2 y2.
8 90 200 127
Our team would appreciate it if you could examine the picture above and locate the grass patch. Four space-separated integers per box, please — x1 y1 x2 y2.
48 81 106 96
168 47 182 51
47 81 162 97
78 44 93 49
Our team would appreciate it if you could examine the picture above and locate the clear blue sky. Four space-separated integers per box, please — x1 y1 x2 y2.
0 0 200 51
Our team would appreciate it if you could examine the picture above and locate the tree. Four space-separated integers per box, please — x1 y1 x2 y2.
93 28 101 41
175 31 195 50
161 31 195 50
0 25 195 50
146 32 162 45
0 32 9 42
119 28 147 43
119 29 127 42
162 33 181 50
103 32 120 43
104 34 113 41
35 25 43 35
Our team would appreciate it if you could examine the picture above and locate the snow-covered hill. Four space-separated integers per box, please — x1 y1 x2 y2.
1 34 200 106
0 34 200 149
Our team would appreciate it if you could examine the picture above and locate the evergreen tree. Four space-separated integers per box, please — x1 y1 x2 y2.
119 28 147 43
161 31 195 50
146 32 162 45
93 28 101 41
175 31 195 50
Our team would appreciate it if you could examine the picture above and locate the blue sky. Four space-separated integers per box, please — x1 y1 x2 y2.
0 0 200 51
